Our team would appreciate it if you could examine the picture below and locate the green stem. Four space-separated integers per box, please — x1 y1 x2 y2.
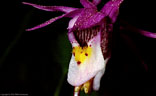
54 72 67 96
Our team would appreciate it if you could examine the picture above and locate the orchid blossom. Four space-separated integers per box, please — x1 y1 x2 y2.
23 0 156 95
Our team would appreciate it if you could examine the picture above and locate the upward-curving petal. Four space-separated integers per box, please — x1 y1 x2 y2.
101 0 124 23
22 2 77 13
80 0 96 8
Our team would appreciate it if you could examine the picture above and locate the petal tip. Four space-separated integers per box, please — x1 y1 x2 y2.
22 2 31 5
25 28 32 31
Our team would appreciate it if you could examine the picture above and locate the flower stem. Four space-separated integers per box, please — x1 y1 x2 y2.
54 72 67 96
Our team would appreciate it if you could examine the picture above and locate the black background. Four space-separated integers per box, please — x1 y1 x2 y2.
0 0 156 96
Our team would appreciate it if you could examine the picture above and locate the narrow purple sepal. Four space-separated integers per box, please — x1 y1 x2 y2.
22 2 77 13
26 14 66 31
138 30 156 38
26 9 82 31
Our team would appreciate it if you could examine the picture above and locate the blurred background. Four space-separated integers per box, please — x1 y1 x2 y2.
0 0 155 96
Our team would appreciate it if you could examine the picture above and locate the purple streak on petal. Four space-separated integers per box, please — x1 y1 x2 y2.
22 2 77 13
101 0 123 23
26 9 82 31
80 0 96 8
92 0 101 5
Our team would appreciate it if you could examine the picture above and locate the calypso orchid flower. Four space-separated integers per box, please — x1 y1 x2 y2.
23 0 156 95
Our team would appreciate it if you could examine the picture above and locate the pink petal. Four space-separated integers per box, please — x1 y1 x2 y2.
92 0 101 5
68 15 80 29
73 8 103 30
22 2 77 13
67 32 79 47
73 0 124 30
80 0 96 8
109 5 119 23
138 30 156 38
101 0 124 23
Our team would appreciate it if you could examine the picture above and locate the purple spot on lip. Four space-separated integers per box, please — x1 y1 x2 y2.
85 53 88 56
73 52 75 56
77 61 81 65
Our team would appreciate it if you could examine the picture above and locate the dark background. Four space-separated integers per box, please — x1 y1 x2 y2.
0 0 155 96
